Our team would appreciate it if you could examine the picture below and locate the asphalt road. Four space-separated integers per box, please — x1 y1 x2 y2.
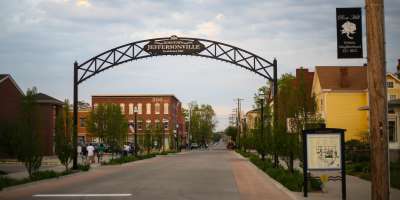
0 143 293 200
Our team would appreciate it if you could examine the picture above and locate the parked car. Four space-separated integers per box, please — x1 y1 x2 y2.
191 143 199 150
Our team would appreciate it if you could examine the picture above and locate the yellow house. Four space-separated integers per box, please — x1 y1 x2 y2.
386 73 400 160
311 66 369 141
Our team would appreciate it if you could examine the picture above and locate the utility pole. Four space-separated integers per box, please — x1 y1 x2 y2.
234 98 243 148
365 0 389 199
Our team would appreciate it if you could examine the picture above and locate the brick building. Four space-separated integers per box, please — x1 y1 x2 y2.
0 74 62 156
77 94 186 150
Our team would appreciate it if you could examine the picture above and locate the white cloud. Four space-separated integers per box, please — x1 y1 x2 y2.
193 21 221 38
76 0 90 7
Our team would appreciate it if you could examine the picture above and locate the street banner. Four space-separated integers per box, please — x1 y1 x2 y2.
336 7 363 58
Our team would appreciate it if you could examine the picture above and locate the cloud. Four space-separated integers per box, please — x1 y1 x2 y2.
76 0 91 7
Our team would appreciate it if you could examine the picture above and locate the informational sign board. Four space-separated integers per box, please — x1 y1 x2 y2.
336 8 363 58
144 35 206 55
302 128 346 199
306 134 341 170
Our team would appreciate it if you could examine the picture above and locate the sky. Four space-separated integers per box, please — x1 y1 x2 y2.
1 0 399 131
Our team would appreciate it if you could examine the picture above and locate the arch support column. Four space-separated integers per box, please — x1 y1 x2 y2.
73 61 78 170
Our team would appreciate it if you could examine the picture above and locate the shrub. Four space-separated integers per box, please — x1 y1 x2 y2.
77 163 91 171
345 140 370 163
30 170 59 181
237 151 321 192
0 176 22 190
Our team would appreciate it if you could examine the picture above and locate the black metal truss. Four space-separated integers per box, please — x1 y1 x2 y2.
76 37 275 84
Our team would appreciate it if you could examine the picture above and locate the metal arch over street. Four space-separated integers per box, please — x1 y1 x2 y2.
75 36 275 84
72 36 278 169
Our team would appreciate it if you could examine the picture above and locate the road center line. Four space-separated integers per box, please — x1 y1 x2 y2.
33 194 132 197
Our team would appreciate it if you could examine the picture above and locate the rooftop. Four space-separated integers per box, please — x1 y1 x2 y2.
315 66 367 91
35 93 63 105
92 94 180 102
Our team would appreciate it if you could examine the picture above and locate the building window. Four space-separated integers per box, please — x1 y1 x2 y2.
386 82 394 88
388 121 397 142
138 103 142 114
137 120 143 130
155 119 161 129
155 103 160 114
120 103 125 113
80 117 86 128
163 119 169 130
146 103 151 115
129 103 134 115
390 95 397 101
146 120 152 129
164 103 169 114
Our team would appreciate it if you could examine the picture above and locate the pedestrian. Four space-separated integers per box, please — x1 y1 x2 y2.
87 143 95 164
97 143 105 163
123 144 130 156
81 144 88 163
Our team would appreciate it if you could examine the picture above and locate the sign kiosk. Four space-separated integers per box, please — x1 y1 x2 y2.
302 128 346 199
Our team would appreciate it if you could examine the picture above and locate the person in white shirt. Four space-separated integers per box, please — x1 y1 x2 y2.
86 144 95 164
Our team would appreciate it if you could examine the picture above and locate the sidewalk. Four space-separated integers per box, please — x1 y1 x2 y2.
232 152 296 200
290 174 400 200
0 155 111 179
242 153 400 200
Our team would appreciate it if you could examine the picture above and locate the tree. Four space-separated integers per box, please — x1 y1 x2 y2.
87 104 128 157
224 126 237 143
276 73 323 172
104 104 128 156
55 100 74 172
152 119 164 152
189 103 216 146
15 87 43 179
143 124 152 154
87 104 107 142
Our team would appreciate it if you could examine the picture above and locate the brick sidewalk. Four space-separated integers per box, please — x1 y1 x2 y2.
231 152 296 200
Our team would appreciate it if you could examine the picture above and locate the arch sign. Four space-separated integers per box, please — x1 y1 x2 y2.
72 35 278 168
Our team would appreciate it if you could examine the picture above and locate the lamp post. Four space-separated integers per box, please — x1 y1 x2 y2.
176 124 179 152
258 91 265 152
134 106 138 156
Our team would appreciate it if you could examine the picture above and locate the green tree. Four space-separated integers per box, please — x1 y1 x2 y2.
224 126 238 143
189 103 216 146
87 104 128 157
104 104 128 156
276 73 323 172
152 119 164 152
55 100 74 172
87 104 107 142
15 87 43 179
143 124 152 154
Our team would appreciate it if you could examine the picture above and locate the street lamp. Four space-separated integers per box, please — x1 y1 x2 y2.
134 106 138 156
258 91 265 149
175 124 180 152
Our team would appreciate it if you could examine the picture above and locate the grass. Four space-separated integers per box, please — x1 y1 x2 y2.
236 150 321 192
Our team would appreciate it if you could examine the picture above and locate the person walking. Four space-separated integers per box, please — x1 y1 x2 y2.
87 143 95 164
97 143 105 163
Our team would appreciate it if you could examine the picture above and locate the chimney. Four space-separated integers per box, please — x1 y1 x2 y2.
397 59 400 79
340 67 349 88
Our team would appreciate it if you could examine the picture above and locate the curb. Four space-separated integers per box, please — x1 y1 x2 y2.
0 169 87 192
233 151 299 200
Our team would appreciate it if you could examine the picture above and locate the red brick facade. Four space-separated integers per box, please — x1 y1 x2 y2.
0 75 23 123
0 75 62 156
77 95 186 148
